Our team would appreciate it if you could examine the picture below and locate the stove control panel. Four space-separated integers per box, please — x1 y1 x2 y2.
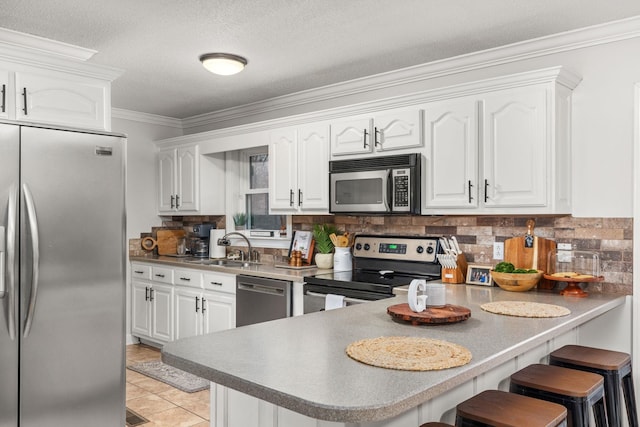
352 235 439 263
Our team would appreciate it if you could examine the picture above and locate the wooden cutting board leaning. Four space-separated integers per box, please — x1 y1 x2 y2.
503 219 556 290
156 229 186 255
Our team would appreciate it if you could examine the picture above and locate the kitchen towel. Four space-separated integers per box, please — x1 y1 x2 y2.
325 294 345 310
210 229 226 258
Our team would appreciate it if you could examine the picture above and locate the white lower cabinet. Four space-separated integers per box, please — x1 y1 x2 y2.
131 279 173 345
132 263 236 344
174 287 235 340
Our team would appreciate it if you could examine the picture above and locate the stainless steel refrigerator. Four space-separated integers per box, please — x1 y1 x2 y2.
0 121 126 426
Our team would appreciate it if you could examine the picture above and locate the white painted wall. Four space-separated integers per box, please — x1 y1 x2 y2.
111 115 183 344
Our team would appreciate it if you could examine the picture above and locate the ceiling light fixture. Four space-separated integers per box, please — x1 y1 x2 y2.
199 53 247 76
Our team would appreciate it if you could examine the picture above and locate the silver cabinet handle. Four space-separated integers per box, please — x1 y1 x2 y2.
201 298 207 313
22 184 40 338
170 195 175 209
22 88 28 115
5 185 18 340
1 84 5 113
175 194 180 208
209 281 223 286
195 296 200 313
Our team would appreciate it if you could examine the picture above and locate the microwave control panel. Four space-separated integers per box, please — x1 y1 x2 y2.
391 168 410 212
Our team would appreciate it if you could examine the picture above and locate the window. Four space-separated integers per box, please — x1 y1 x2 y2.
241 148 287 235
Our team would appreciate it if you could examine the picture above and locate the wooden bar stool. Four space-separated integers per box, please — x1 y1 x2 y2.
510 364 607 427
419 423 454 427
550 345 638 427
455 389 567 427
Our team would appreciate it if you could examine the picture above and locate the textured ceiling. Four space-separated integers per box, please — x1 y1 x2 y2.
2 0 640 119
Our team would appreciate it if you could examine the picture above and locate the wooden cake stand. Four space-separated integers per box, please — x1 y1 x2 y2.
542 274 604 298
387 303 471 325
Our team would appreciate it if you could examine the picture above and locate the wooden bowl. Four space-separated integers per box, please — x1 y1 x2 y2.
491 270 543 292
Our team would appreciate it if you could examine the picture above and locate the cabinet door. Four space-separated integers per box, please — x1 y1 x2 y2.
131 281 151 338
176 145 199 211
158 148 177 213
150 283 173 343
0 70 9 120
202 291 236 333
15 70 107 130
330 117 373 156
374 108 423 151
269 128 298 212
174 287 202 340
423 98 479 209
481 86 547 207
297 124 329 211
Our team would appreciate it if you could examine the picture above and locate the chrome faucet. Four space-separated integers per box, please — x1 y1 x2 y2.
217 232 256 262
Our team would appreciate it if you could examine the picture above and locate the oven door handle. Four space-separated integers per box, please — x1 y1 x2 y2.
305 290 370 305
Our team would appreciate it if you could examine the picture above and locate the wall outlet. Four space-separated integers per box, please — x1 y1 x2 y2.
493 242 504 260
557 243 572 250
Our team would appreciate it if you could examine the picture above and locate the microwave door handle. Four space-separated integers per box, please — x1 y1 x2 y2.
383 170 392 212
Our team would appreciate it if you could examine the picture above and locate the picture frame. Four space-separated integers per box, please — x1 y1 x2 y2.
288 230 315 265
466 264 493 286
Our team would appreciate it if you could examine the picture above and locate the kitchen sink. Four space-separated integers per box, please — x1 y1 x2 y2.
184 258 261 268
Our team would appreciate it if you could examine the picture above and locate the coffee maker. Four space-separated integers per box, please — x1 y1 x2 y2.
186 223 215 257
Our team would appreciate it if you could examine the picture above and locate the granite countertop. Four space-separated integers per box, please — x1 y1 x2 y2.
130 255 332 282
161 285 625 422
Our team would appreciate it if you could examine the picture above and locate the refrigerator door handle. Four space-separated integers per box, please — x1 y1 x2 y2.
6 184 18 340
0 226 5 298
22 183 40 338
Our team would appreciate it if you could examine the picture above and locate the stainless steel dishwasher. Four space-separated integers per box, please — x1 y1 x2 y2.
236 275 292 327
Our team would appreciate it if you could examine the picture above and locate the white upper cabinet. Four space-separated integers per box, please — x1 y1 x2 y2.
330 108 423 158
0 32 119 131
0 69 9 120
422 68 579 215
423 96 479 209
157 144 225 215
481 86 547 208
14 70 108 130
269 123 329 213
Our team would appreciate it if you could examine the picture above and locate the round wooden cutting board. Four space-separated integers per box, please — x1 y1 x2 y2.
387 303 471 325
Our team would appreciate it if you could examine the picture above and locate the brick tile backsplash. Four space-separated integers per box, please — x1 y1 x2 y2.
294 215 633 295
134 214 632 295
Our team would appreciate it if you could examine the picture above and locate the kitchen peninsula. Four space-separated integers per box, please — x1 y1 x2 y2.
162 285 629 426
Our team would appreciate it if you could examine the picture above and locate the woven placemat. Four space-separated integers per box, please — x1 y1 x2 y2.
346 336 472 371
480 301 570 318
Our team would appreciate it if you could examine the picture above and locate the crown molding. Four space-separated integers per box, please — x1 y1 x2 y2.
182 14 640 131
0 28 123 81
112 108 183 128
156 65 580 149
0 27 96 61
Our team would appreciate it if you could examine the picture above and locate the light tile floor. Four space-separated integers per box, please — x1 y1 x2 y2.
126 344 210 427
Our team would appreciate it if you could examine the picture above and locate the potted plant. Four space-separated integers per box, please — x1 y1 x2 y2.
312 224 341 269
233 212 247 230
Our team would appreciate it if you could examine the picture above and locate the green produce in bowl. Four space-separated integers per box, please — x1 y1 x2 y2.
493 262 537 274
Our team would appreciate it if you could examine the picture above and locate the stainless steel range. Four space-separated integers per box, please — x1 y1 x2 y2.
303 234 442 313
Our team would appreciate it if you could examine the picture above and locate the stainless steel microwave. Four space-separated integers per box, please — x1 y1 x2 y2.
329 153 421 214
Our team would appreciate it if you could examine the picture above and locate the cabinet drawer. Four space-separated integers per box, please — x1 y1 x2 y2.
204 272 236 294
131 263 152 280
174 268 204 289
151 266 174 284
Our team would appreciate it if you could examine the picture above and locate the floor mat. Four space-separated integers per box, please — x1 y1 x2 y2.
127 360 209 393
126 408 148 426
